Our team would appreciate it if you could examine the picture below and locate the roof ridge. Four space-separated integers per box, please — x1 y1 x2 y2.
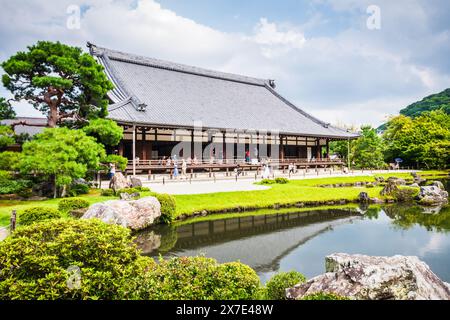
88 42 268 87
264 84 357 136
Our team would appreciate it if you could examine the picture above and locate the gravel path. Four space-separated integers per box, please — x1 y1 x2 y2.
100 169 416 195
147 179 270 195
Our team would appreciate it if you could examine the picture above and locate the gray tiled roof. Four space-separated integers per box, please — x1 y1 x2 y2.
1 117 46 136
89 43 357 139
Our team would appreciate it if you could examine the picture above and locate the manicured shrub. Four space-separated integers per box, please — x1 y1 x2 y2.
116 187 140 196
135 186 151 192
265 271 306 300
0 219 147 300
18 207 62 226
131 257 261 300
300 292 350 300
0 170 31 195
275 177 289 184
393 187 420 202
68 183 90 197
101 188 115 196
58 198 90 213
0 151 21 171
152 193 176 224
260 179 276 185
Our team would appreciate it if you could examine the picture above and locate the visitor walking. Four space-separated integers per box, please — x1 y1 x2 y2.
173 162 179 179
181 159 187 180
288 163 295 175
245 150 250 163
108 163 116 180
108 163 116 189
260 164 267 179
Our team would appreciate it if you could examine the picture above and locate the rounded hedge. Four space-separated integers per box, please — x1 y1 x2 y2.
275 177 289 184
152 193 176 224
58 198 90 213
265 270 306 300
131 257 261 300
18 207 62 226
68 184 90 197
0 219 147 300
101 188 115 197
301 292 350 300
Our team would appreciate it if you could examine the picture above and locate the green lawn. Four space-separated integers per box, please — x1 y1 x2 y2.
0 170 447 227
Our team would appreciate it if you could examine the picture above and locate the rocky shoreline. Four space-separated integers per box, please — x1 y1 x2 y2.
287 253 450 300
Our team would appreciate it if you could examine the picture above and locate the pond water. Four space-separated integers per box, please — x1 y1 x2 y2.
137 180 450 283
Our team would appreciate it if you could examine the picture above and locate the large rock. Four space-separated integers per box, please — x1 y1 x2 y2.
81 196 161 231
109 172 130 192
358 192 370 203
130 177 143 188
286 253 450 300
418 183 448 206
380 177 404 196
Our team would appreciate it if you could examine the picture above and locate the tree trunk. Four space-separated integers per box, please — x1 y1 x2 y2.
61 185 67 198
48 104 58 128
53 175 58 198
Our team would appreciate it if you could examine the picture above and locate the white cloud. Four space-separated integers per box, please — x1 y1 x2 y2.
250 18 306 58
0 0 449 127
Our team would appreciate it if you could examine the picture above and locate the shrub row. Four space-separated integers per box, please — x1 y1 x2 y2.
0 220 260 300
19 207 62 226
58 198 90 213
260 177 289 185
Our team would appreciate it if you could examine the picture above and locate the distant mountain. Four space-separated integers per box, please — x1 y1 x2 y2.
378 88 450 131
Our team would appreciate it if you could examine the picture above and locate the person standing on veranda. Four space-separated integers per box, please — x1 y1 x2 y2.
181 159 188 180
108 163 116 189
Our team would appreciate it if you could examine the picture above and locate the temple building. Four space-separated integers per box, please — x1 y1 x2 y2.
88 43 358 173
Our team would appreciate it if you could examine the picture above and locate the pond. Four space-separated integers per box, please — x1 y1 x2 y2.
137 180 450 283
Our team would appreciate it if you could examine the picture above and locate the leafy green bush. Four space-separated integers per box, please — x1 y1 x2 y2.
0 170 31 195
393 187 420 202
135 186 151 192
101 188 115 196
260 179 276 185
68 183 90 197
0 125 15 149
275 177 289 184
130 257 260 300
116 187 141 196
58 198 90 213
300 292 350 300
152 193 176 224
102 154 128 171
0 151 21 171
265 271 306 300
0 219 147 300
18 207 62 226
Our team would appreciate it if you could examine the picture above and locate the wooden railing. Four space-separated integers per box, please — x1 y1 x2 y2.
125 157 344 172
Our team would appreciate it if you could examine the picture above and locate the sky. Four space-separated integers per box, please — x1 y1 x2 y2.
1 0 450 127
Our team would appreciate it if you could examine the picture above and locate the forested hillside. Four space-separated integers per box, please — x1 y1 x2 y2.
378 88 450 130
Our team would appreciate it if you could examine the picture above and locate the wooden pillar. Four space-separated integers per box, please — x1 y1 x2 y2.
326 139 330 160
141 129 147 160
132 124 136 177
316 138 321 159
191 129 194 159
118 141 124 156
280 134 284 161
222 131 226 163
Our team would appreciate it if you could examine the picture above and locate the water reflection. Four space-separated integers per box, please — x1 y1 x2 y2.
137 208 362 273
136 183 450 283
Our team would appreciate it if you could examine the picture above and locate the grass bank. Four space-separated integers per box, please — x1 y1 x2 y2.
0 170 447 227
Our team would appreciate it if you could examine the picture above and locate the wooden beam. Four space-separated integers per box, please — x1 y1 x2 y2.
141 129 147 160
191 129 195 159
132 124 136 177
326 139 330 159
